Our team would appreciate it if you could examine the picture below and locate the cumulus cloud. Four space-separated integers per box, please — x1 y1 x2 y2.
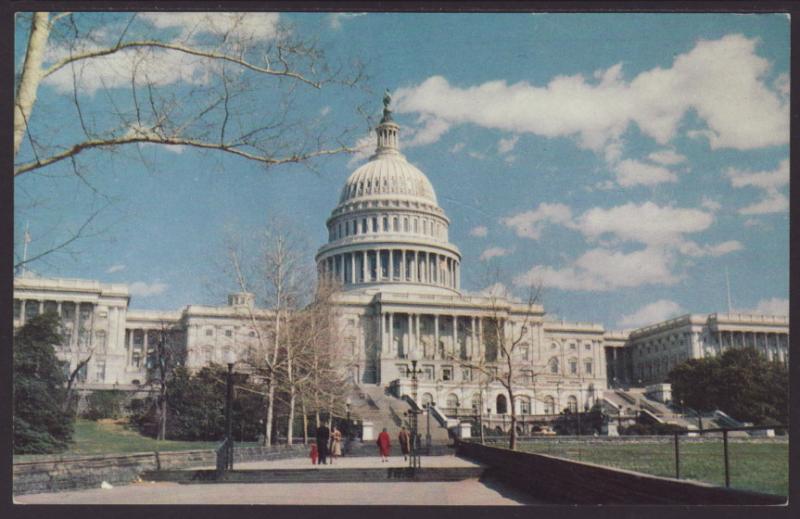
469 225 488 237
726 159 790 215
106 264 126 273
128 281 168 297
328 12 367 30
480 246 512 261
394 34 788 165
575 202 713 247
618 299 684 328
404 116 451 147
678 240 743 257
743 297 788 317
700 196 722 212
450 142 465 153
498 135 519 154
139 12 281 42
501 203 572 240
346 132 376 167
613 159 678 187
515 246 681 292
479 282 515 300
647 148 687 165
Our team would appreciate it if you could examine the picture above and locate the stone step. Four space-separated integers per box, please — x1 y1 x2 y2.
142 466 484 484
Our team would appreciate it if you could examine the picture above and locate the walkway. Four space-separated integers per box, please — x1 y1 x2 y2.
15 455 540 505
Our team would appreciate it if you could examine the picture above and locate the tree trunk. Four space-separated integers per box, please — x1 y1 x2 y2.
287 384 296 445
264 375 275 445
159 394 167 441
302 398 309 444
15 12 50 157
508 387 517 450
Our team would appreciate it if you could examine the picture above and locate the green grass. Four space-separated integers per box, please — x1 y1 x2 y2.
516 439 788 497
14 419 227 462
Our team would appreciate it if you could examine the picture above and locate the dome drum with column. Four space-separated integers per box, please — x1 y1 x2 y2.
316 98 461 293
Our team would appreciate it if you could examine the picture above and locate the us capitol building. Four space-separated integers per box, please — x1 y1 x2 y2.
12 98 789 419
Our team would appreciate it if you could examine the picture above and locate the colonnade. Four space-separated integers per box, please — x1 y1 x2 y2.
377 311 490 361
13 298 96 350
714 330 789 363
319 248 460 289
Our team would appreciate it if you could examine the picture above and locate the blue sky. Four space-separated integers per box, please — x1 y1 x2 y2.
14 12 790 329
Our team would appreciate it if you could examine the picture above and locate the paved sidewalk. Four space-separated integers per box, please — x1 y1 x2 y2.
15 479 538 505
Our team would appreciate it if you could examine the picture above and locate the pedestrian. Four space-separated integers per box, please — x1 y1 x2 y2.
330 426 342 464
309 442 319 465
377 427 391 462
316 423 330 465
398 426 411 461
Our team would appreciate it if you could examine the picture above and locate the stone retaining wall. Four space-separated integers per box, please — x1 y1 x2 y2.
13 444 307 496
455 440 785 505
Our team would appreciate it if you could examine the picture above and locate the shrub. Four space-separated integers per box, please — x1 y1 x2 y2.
82 390 128 420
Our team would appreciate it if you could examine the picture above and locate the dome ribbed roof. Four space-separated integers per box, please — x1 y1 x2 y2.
339 155 438 205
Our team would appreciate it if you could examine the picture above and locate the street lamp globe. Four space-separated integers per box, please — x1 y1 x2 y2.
408 349 421 363
224 350 237 367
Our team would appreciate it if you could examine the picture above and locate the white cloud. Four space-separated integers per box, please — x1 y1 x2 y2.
469 225 488 237
613 159 677 187
678 240 743 257
700 196 722 212
106 264 126 273
479 282 515 300
467 151 487 160
139 12 281 42
404 116 451 147
743 297 788 317
450 142 465 153
647 148 687 165
128 281 168 297
320 106 331 116
346 132 376 167
501 203 572 240
618 299 684 328
575 202 713 247
480 246 512 261
394 34 788 159
515 246 680 292
498 135 519 154
328 12 367 30
726 159 789 215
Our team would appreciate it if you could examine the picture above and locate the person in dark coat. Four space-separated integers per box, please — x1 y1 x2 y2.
316 424 330 465
398 426 411 461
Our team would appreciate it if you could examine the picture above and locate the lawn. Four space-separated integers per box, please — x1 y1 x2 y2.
516 439 788 497
14 419 229 462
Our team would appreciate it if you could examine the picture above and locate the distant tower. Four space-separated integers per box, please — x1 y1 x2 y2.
725 267 733 314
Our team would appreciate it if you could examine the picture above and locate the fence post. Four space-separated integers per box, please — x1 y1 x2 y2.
722 429 730 488
673 432 680 480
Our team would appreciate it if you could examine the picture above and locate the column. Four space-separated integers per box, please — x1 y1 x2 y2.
350 253 356 285
379 311 385 356
388 312 394 356
471 316 477 360
414 251 418 282
401 250 406 281
126 328 133 367
434 314 439 360
362 251 367 282
340 255 345 284
389 249 394 280
73 302 80 349
415 314 421 357
18 298 26 326
478 317 484 361
452 315 458 357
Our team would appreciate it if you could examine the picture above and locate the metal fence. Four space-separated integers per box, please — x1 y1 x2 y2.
483 424 788 497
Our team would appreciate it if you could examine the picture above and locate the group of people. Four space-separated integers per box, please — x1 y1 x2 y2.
376 426 413 462
310 425 415 464
310 424 343 465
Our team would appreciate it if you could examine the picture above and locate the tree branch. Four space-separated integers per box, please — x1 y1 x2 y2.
42 40 324 88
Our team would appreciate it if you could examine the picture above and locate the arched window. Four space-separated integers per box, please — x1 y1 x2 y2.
471 393 482 411
446 393 459 408
383 216 389 231
496 394 508 414
404 217 409 232
519 396 531 415
393 217 399 231
423 220 428 235
362 218 367 233
548 357 559 374
567 395 578 413
584 360 593 375
543 396 555 415
414 218 419 233
372 217 378 232
421 393 434 406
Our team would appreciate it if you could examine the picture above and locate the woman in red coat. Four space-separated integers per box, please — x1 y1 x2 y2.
376 427 391 462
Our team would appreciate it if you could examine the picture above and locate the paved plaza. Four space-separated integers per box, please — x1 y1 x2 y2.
14 455 540 505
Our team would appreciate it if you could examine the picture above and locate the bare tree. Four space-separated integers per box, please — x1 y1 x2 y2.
146 321 186 441
445 268 543 450
14 12 367 268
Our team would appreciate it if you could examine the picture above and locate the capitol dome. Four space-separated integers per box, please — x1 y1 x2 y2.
316 94 461 294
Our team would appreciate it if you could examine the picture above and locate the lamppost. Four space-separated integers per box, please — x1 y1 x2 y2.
223 350 236 471
425 401 434 453
345 397 352 441
406 350 423 468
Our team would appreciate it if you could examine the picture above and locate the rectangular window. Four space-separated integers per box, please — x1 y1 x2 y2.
585 362 592 374
225 329 232 337
95 362 106 382
423 365 434 381
206 329 214 336
461 367 471 381
585 343 591 351
570 361 577 374
383 217 389 231
397 364 408 378
77 363 88 382
13 300 20 320
569 343 576 350
442 367 452 381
